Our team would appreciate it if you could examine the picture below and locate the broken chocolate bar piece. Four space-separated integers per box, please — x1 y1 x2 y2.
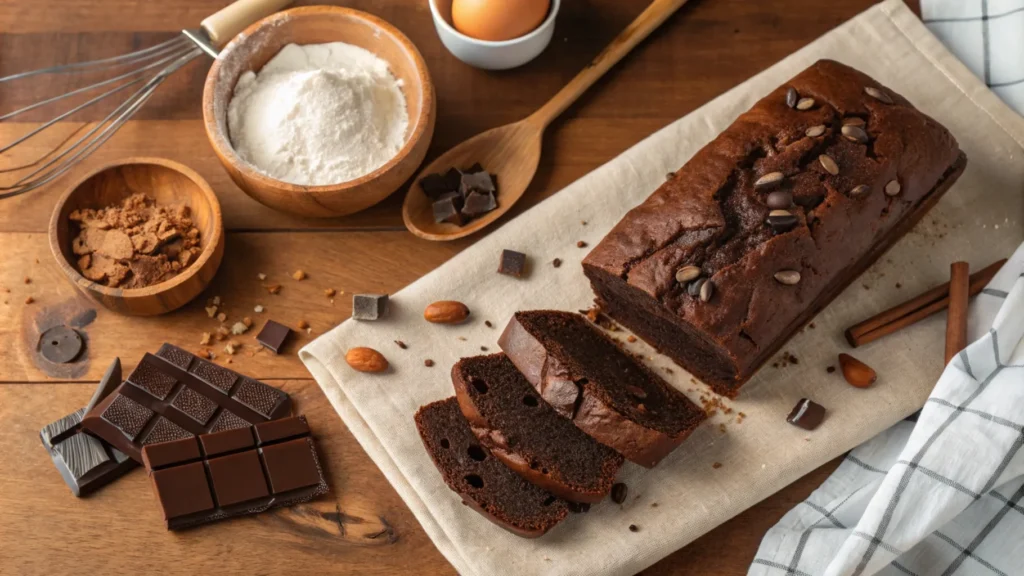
497 249 527 278
256 320 292 354
80 344 293 463
40 358 136 496
462 191 497 218
353 294 389 321
419 173 451 200
433 196 466 225
142 415 328 530
787 398 826 430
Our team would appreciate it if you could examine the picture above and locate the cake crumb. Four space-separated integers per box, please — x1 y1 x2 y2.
576 240 588 248
895 282 902 289
297 320 310 330
553 258 562 268
484 320 493 328
664 367 674 374
216 312 227 323
266 284 282 295
254 305 264 313
205 306 218 318
230 322 249 335
258 273 267 281
242 317 253 328
292 270 307 281
212 296 221 306
424 359 435 367
827 365 836 373
24 277 31 284
718 423 727 434
627 335 637 343
809 322 816 329
325 288 336 298
628 524 639 532
395 340 407 350
480 346 488 351
24 296 34 305
712 462 723 469
457 336 467 342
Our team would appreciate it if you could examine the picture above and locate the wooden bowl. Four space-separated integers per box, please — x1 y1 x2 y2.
202 6 436 218
48 158 225 316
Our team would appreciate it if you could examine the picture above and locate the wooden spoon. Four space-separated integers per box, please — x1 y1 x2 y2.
403 0 691 241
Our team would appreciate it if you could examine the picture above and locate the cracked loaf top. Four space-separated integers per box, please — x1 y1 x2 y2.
583 59 962 378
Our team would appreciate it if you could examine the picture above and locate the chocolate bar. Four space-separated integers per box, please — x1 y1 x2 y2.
40 358 136 496
141 415 328 530
81 344 292 463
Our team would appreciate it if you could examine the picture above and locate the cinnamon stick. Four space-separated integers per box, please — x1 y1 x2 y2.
945 262 970 364
844 258 1005 348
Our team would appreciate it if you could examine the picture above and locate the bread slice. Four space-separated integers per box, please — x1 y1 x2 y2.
414 398 568 538
499 310 707 467
452 354 623 503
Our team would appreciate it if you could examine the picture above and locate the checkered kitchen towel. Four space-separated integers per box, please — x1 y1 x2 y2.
922 0 1024 115
750 241 1024 576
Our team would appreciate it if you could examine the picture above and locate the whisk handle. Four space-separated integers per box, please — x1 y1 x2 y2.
201 0 293 47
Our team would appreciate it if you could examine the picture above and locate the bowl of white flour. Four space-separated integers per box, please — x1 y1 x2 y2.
203 6 435 218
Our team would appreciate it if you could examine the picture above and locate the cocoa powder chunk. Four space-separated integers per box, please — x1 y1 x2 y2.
70 193 201 289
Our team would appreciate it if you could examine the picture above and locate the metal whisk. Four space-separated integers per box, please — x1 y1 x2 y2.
0 0 289 200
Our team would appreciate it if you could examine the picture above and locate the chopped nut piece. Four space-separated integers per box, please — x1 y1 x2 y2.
200 332 212 346
266 284 282 295
242 317 253 328
216 312 227 323
216 326 229 340
576 240 588 248
292 270 307 281
424 359 435 367
231 322 249 335
254 305 264 313
627 335 637 343
324 288 336 298
484 320 493 328
297 320 310 330
224 343 237 355
257 273 267 281
712 462 723 469
25 296 34 304
205 306 218 318
24 277 31 284
395 340 408 349
212 296 221 306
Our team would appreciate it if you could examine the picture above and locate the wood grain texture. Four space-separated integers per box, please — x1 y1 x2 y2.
1 0 921 573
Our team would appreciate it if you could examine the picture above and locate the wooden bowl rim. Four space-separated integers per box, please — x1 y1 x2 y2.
202 5 435 195
47 157 224 299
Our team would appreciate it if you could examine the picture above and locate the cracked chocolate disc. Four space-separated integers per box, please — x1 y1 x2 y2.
40 326 84 364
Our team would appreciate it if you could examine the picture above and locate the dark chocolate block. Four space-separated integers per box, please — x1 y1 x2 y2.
787 398 826 430
40 358 136 496
460 170 496 196
433 195 466 225
141 415 328 530
256 320 292 354
497 249 527 278
352 294 389 321
463 191 497 218
80 344 292 463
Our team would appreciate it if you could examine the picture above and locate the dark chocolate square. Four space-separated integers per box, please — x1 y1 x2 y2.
171 386 218 425
231 378 284 418
127 359 178 400
460 170 496 196
255 416 310 445
207 451 270 507
462 191 497 217
352 294 389 321
209 410 250 433
419 173 452 199
101 395 154 441
156 344 195 370
256 320 292 355
200 427 255 458
189 359 238 393
261 438 322 494
141 417 192 446
151 462 214 520
498 249 527 278
787 398 826 430
142 437 200 470
433 195 466 225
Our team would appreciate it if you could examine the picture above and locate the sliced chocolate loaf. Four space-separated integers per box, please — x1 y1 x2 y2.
452 354 623 503
582 59 965 397
499 310 707 468
414 398 569 538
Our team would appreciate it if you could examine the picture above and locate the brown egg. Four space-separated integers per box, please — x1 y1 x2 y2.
451 0 551 42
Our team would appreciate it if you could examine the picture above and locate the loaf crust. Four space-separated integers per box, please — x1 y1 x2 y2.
583 59 966 397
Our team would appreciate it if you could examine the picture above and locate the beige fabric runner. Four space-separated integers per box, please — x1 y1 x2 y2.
300 2 1024 574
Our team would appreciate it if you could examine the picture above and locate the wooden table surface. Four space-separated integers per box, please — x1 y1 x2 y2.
0 0 921 573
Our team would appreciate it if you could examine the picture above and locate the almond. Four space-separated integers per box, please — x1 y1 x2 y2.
424 301 470 324
838 353 876 388
346 347 388 373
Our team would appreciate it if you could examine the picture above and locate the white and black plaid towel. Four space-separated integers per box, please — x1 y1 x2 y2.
922 0 1024 115
750 241 1024 576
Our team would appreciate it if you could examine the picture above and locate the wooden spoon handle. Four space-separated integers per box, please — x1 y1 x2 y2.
529 0 691 127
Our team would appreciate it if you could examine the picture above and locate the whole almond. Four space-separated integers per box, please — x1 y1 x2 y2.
838 353 876 388
346 347 388 373
424 301 470 324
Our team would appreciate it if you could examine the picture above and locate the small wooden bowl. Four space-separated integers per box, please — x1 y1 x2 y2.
203 6 436 218
48 158 225 316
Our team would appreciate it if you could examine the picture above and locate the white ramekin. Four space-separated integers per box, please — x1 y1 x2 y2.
428 0 561 70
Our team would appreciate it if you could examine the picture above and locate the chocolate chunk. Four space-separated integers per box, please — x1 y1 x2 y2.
141 416 328 530
433 195 466 225
786 398 825 430
497 250 527 278
39 358 136 496
353 294 389 321
419 173 451 199
256 320 293 354
460 170 496 196
462 191 497 218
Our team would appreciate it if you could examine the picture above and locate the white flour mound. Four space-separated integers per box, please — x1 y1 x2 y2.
227 42 409 186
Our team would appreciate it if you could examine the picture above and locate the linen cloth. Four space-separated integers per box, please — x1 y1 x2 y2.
300 1 1024 574
922 0 1024 115
750 243 1024 576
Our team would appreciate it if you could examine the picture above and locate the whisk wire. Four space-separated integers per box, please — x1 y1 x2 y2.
0 36 192 83
0 47 204 200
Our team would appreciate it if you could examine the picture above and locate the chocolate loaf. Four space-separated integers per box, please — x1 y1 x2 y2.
499 311 706 467
583 59 965 397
